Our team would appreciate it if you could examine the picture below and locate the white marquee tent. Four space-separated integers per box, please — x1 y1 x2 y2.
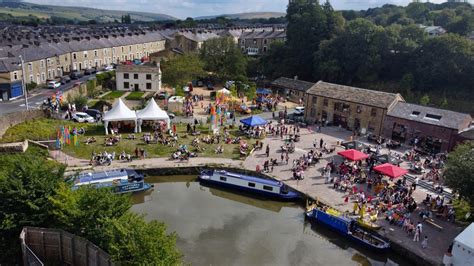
136 98 170 132
218 88 231 95
103 98 137 135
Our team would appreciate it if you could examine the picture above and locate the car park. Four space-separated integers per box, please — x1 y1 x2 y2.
47 81 61 89
72 112 95 123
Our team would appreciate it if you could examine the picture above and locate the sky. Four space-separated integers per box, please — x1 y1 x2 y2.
26 0 449 19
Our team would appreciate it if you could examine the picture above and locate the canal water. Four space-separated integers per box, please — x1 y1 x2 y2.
131 175 408 266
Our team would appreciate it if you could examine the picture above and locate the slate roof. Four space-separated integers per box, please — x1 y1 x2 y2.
240 29 286 40
270 77 315 92
116 64 161 74
306 81 402 109
387 102 472 131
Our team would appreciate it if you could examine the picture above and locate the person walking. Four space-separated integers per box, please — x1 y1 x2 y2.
320 138 324 149
421 235 428 249
266 144 270 157
285 153 289 165
413 225 420 242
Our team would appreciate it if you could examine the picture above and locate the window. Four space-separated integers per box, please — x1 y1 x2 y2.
29 75 33 82
136 44 139 50
323 99 328 107
72 53 77 60
263 185 273 191
371 108 377 117
83 51 88 58
94 50 98 57
124 73 129 79
310 108 316 117
134 74 139 79
146 74 152 80
13 72 18 80
312 96 317 103
411 111 421 117
41 73 45 82
129 46 132 52
121 47 124 53
263 39 267 44
263 46 267 52
40 60 45 68
28 63 32 71
253 39 256 44
425 114 442 121
146 83 152 90
356 106 362 113
248 182 255 187
220 176 227 181
241 40 244 45
123 82 129 89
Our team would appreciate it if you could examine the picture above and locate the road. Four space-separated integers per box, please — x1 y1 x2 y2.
0 75 94 116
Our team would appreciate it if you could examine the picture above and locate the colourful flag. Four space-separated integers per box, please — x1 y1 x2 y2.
73 133 78 147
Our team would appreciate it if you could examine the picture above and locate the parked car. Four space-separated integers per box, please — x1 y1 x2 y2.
295 106 305 114
84 68 97 75
60 76 71 84
70 71 83 80
47 81 61 89
72 112 95 123
103 65 114 71
167 112 175 119
207 83 214 90
84 109 102 120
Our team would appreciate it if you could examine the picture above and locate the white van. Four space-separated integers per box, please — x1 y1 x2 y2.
295 106 305 114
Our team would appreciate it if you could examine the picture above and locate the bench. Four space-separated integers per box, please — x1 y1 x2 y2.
426 219 443 231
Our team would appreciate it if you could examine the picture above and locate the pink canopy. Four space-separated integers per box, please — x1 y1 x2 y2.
373 163 408 178
337 149 369 161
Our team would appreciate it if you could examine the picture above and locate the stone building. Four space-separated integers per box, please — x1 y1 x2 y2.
238 28 286 55
304 81 404 135
0 30 166 100
116 64 161 92
383 102 472 153
269 77 314 103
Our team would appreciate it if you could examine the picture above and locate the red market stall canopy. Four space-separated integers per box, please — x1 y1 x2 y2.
337 149 369 161
373 163 408 178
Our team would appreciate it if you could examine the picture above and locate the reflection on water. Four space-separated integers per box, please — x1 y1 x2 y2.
131 175 408 266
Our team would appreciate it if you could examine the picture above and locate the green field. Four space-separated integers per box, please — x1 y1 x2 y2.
101 91 126 100
125 91 145 101
1 119 256 160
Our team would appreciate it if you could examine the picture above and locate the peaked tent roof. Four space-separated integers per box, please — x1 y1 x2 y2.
373 163 408 178
103 98 137 122
455 223 474 250
240 115 267 127
218 88 231 94
136 98 169 120
337 149 369 161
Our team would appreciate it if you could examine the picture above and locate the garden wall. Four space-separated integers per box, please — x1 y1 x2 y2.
0 109 47 139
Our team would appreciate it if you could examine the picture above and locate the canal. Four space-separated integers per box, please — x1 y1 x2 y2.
131 175 408 266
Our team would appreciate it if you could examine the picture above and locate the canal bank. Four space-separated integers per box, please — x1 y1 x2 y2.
137 166 441 266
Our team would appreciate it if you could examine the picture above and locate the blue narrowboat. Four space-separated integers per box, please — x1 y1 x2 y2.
198 169 300 200
72 169 153 194
306 208 390 251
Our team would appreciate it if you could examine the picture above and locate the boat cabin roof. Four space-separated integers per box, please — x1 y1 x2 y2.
77 169 136 183
217 170 282 187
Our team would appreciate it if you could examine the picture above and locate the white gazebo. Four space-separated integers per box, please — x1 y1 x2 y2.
102 98 138 135
136 98 170 132
218 88 231 95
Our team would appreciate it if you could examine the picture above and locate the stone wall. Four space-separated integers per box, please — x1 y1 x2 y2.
0 109 48 139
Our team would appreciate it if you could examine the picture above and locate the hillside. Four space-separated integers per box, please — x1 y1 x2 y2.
0 1 176 22
196 12 286 20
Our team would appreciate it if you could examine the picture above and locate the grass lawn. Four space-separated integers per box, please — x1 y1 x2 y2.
125 91 145 101
1 119 257 160
101 91 125 100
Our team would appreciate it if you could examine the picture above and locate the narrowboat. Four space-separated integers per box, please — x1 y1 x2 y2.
305 207 390 251
198 169 300 201
72 169 153 194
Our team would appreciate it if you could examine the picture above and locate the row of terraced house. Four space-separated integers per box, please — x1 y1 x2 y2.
0 26 286 101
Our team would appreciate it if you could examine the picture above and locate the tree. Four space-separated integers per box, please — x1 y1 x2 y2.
444 142 474 208
104 212 181 265
419 94 430 106
405 3 428 24
161 54 205 90
200 37 248 81
48 185 131 248
0 147 65 262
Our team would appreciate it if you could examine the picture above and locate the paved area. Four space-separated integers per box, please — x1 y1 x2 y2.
51 123 463 265
242 125 463 265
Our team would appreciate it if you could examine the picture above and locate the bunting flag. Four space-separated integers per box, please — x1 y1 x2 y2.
60 126 65 145
56 128 61 149
73 133 78 147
